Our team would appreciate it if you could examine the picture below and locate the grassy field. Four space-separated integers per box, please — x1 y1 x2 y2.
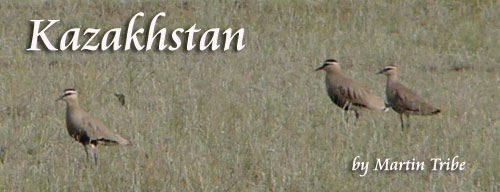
0 0 499 191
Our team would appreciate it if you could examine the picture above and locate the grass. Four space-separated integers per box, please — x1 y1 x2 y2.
0 0 498 191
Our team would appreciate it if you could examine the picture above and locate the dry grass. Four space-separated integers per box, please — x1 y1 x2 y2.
0 0 498 191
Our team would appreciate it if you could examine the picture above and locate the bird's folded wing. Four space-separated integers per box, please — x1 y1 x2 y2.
338 83 363 102
327 88 348 109
394 86 431 112
82 115 121 144
338 83 381 108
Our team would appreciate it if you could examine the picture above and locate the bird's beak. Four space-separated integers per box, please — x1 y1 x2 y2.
376 69 384 74
315 64 325 71
56 96 63 102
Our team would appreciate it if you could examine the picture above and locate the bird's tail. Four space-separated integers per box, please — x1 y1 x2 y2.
382 102 390 112
431 109 441 115
118 137 130 145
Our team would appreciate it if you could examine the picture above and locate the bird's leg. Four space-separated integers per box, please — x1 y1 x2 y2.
342 102 350 124
83 144 90 162
406 114 410 128
344 109 349 124
347 110 358 126
354 110 360 120
399 114 404 131
91 144 98 165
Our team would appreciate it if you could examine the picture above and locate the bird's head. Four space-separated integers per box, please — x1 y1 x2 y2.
56 88 78 103
315 58 340 72
376 66 398 76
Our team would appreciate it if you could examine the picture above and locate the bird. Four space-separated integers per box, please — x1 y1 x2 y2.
376 66 441 130
57 88 129 165
316 58 388 122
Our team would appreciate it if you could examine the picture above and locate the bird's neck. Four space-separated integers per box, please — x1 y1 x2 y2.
326 68 341 75
387 74 397 83
65 100 80 112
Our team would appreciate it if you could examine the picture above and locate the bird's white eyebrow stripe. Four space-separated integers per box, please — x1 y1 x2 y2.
385 66 397 70
64 90 77 95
